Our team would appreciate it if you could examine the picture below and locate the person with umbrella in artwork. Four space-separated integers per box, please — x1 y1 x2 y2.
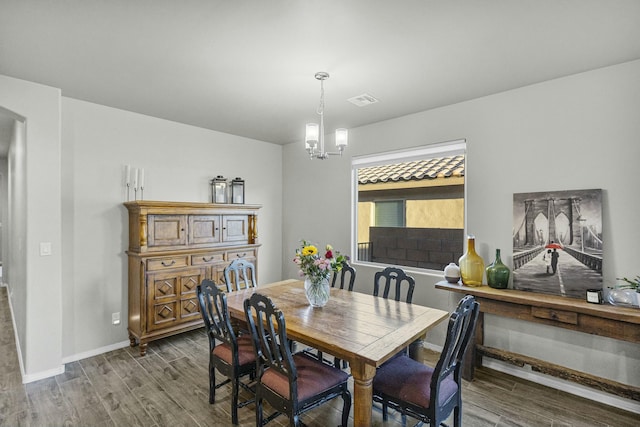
545 241 563 274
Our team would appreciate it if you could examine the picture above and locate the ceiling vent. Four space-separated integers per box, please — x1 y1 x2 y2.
347 93 379 107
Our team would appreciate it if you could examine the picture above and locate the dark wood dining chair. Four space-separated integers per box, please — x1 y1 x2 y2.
223 258 257 291
372 295 480 427
331 260 356 291
244 292 352 427
374 266 415 303
196 279 256 425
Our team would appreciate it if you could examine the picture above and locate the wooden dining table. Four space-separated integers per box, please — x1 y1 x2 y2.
225 279 449 426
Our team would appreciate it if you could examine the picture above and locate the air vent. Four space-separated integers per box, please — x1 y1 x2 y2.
347 93 379 107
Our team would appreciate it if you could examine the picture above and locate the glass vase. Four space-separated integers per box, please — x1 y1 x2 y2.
459 235 484 287
486 248 510 289
304 275 331 307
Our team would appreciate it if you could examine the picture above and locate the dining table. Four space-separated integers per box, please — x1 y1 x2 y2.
224 279 450 427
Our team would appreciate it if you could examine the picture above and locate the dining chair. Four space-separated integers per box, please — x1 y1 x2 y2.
331 260 356 291
244 292 352 427
196 279 256 425
374 266 415 303
372 295 480 427
373 266 417 359
224 258 257 291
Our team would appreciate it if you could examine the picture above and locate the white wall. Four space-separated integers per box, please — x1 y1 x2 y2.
283 60 640 391
61 98 283 358
0 74 63 380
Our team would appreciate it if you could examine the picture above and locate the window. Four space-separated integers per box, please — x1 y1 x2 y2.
352 140 466 271
375 201 405 227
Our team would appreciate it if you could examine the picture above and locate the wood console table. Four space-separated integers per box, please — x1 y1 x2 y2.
435 281 640 401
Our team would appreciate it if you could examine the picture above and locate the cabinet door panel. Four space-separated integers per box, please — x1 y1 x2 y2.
150 301 178 330
147 268 205 332
222 215 248 242
189 215 221 244
148 215 187 247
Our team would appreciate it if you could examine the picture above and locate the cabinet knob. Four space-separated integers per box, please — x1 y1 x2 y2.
203 256 214 262
161 260 176 267
236 253 246 258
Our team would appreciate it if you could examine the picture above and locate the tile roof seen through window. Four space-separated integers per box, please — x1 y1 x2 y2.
358 155 465 184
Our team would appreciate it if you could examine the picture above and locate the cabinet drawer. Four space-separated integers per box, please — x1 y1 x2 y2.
147 256 189 271
532 307 578 325
191 252 225 265
226 248 257 261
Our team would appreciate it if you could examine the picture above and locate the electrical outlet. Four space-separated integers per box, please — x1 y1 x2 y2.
112 312 120 325
40 242 52 256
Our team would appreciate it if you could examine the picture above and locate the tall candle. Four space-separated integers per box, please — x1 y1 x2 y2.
139 168 145 189
133 168 139 189
125 164 131 186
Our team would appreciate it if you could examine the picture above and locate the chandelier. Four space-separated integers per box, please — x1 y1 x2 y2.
305 72 348 159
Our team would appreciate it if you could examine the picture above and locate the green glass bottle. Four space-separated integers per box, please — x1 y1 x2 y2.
459 235 484 287
486 248 510 289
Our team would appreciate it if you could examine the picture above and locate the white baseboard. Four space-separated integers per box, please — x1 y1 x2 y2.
22 366 65 384
62 340 130 365
482 358 640 415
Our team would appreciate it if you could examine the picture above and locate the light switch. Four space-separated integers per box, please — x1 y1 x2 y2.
40 242 52 256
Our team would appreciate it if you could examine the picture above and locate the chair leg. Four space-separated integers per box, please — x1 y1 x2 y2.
256 395 263 427
209 362 216 404
382 402 388 421
231 377 239 425
341 390 352 427
453 404 462 427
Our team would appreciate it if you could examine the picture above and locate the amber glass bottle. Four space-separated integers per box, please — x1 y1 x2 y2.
459 235 484 287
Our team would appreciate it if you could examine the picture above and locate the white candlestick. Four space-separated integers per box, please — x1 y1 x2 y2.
125 164 131 186
133 168 139 190
139 168 145 188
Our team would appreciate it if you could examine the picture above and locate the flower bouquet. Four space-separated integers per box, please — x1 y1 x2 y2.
293 240 348 307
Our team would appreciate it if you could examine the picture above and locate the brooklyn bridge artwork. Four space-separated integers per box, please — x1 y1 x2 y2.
512 189 602 299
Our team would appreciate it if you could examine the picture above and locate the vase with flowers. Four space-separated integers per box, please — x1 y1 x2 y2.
293 240 348 307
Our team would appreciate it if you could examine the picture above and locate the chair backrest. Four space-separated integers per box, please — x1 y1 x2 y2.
431 295 479 398
373 266 415 303
244 293 298 399
331 261 356 291
196 279 238 355
224 258 257 292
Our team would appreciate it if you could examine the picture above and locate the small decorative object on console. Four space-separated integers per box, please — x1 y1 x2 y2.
586 289 603 304
443 263 461 284
486 248 510 289
459 235 484 287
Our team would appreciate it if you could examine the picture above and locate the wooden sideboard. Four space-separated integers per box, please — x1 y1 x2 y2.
435 281 640 401
124 200 261 355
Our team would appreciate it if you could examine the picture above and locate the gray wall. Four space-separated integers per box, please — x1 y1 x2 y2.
60 97 284 359
282 60 640 393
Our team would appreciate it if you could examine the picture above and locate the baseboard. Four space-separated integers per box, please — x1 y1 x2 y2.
22 366 66 383
62 340 131 365
482 358 640 415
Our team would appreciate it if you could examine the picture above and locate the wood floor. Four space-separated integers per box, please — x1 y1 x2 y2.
1 287 638 427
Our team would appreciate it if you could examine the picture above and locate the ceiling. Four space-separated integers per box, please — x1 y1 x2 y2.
1 0 640 156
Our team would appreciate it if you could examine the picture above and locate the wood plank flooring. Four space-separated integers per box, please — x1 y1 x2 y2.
1 287 638 426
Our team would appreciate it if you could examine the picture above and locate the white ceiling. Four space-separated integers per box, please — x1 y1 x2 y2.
1 0 640 155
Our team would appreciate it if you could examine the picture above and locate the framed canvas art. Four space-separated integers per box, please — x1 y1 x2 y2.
512 189 602 298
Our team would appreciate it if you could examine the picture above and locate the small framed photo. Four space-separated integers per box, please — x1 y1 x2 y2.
586 289 603 304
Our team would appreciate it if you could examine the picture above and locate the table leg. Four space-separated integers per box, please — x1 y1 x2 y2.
349 360 377 427
408 333 426 361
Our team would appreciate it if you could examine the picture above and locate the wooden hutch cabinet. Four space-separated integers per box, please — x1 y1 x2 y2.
124 200 261 355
